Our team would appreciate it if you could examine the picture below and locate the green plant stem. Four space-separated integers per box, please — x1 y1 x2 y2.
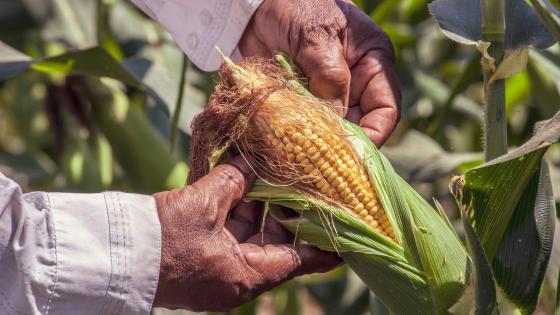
482 0 508 161
483 43 508 161
170 55 189 151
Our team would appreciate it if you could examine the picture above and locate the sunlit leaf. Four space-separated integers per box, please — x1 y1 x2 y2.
96 0 123 60
489 48 529 83
505 70 531 117
0 41 33 80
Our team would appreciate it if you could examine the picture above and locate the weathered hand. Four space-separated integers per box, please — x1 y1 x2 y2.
152 157 340 311
239 0 401 146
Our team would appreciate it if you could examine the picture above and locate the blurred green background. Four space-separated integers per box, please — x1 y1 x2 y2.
0 0 559 314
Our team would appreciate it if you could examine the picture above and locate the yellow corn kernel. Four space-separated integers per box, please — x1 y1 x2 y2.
303 164 315 174
355 203 365 212
260 121 395 241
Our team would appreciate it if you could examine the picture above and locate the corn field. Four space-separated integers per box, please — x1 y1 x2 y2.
1 0 560 314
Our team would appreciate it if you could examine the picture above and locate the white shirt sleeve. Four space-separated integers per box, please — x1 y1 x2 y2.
129 0 264 71
0 172 161 315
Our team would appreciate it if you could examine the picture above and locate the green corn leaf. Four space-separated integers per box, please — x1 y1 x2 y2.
458 207 498 315
0 42 202 135
528 0 560 43
0 43 139 84
492 161 555 314
452 112 560 313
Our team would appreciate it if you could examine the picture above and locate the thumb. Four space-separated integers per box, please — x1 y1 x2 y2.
294 41 350 116
191 156 256 220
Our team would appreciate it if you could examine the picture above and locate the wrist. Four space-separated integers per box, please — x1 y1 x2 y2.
152 191 173 308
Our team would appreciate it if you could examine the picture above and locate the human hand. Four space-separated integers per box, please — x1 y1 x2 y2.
152 157 341 311
239 0 401 146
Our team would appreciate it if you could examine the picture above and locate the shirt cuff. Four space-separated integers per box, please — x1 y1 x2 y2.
46 192 161 315
152 0 264 71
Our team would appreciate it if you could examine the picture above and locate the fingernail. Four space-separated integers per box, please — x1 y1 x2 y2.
226 155 257 186
330 99 345 116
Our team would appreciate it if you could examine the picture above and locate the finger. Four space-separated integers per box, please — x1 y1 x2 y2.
240 243 342 287
346 105 363 124
191 155 256 222
225 201 262 242
238 17 271 58
350 51 400 146
294 41 351 116
245 212 292 245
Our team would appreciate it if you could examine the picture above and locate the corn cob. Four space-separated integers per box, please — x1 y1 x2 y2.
253 112 396 240
211 50 396 241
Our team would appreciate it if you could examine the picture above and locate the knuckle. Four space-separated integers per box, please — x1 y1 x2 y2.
290 1 346 51
316 66 350 89
216 165 246 196
284 247 302 279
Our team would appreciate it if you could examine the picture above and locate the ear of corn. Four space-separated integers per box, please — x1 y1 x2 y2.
198 51 473 314
253 110 395 240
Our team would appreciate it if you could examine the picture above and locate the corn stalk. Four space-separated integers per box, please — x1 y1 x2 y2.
482 0 508 161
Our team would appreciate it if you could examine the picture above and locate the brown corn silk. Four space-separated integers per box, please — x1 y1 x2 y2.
189 57 395 240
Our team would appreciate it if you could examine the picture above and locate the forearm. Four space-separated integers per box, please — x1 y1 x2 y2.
0 173 161 315
129 0 263 71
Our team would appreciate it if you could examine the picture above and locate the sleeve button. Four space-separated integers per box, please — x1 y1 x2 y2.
200 9 213 27
186 33 199 49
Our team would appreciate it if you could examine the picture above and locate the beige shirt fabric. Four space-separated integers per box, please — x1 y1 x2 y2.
0 172 161 315
130 0 264 71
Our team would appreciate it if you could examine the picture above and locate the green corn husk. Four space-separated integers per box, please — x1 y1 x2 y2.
245 121 470 314
188 51 472 314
